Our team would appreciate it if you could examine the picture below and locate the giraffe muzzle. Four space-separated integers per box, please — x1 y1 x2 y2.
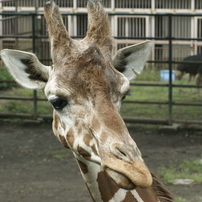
101 143 153 190
104 161 152 190
105 168 136 190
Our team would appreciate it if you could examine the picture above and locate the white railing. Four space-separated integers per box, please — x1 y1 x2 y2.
1 0 202 12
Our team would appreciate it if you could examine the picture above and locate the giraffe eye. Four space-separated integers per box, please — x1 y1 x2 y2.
49 98 68 110
121 95 127 101
121 89 131 101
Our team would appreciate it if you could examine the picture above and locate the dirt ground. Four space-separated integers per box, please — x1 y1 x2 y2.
0 120 202 202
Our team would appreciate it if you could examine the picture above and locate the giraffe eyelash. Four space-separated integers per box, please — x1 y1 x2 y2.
126 89 132 96
121 89 132 101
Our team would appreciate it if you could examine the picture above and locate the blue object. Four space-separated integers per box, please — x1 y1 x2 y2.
160 70 175 82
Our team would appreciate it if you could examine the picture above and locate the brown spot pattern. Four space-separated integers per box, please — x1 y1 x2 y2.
97 171 119 202
136 187 158 202
77 160 89 175
66 128 75 148
53 111 60 130
77 145 91 157
122 192 138 202
59 135 69 149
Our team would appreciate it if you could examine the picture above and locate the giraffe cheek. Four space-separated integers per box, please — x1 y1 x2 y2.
66 128 75 148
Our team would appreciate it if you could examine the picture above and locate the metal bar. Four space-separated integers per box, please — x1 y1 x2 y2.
0 12 34 16
108 13 202 17
114 36 202 40
0 96 47 101
0 113 36 119
172 102 202 106
131 83 169 87
0 35 32 38
2 81 199 89
123 117 202 125
0 113 52 120
168 14 173 125
173 119 202 125
123 101 202 107
172 84 202 88
32 14 38 119
123 101 168 105
23 13 202 17
131 83 202 88
2 35 201 41
123 117 169 125
2 12 202 17
147 60 202 64
0 96 33 101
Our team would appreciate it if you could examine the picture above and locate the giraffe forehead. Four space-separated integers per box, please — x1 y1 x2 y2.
45 46 129 101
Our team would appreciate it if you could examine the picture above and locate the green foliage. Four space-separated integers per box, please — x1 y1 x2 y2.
0 88 52 115
135 67 160 81
4 102 29 113
158 159 202 184
0 69 17 90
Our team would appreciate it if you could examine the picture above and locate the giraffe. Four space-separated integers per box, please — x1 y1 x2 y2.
0 0 173 201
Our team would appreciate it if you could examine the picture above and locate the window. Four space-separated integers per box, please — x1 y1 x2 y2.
117 17 146 37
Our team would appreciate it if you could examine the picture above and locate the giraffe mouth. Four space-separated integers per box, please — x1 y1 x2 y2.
103 159 153 190
105 167 136 190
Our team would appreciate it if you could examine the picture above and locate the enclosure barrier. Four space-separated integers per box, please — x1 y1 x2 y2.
1 11 202 126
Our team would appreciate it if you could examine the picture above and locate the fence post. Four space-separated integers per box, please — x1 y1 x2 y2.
168 14 173 125
32 14 38 119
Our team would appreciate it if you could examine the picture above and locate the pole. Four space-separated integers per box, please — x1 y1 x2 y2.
168 14 173 125
32 14 38 119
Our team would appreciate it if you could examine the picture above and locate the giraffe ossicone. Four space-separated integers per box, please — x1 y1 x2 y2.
0 1 173 201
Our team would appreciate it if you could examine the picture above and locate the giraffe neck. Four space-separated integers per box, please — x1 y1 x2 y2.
74 154 172 202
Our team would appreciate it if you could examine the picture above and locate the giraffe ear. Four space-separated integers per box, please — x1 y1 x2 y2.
0 49 50 89
112 41 153 81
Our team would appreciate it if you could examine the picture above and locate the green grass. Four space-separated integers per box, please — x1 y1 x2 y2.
175 197 188 202
120 68 202 120
136 67 160 82
158 159 202 184
175 197 202 202
158 158 202 202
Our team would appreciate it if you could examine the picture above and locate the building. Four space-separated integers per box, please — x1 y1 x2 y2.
1 0 202 66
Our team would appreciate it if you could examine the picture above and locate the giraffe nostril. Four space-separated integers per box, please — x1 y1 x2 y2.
112 143 141 162
117 148 128 157
113 146 132 161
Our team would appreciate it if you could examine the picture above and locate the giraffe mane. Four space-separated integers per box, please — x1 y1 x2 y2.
151 173 174 202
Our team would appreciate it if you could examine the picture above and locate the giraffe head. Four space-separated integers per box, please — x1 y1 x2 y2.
1 0 153 190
